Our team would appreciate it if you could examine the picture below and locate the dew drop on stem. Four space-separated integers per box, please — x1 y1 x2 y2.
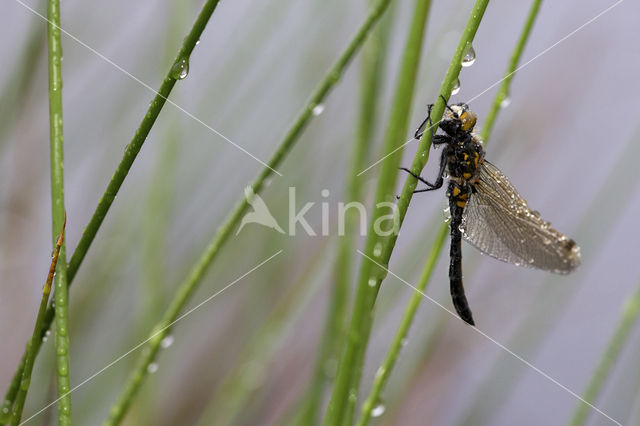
373 242 383 257
170 57 190 80
160 335 174 349
312 104 325 116
371 399 386 417
451 78 461 95
461 45 476 67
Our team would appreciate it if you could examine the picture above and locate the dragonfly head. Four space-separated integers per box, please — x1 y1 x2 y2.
442 103 477 134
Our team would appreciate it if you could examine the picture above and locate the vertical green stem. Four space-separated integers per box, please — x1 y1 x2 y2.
323 1 435 424
298 3 395 425
46 0 72 423
103 2 393 424
480 0 542 142
568 283 640 426
1 0 222 411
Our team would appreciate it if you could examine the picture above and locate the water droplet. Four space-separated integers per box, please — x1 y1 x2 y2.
373 242 383 257
451 78 461 95
42 335 48 342
368 278 377 287
45 330 51 336
443 206 451 223
401 337 408 347
161 335 174 349
312 104 325 116
500 96 511 108
20 378 30 390
461 45 476 67
170 57 189 80
147 363 159 374
371 401 386 417
195 39 200 45
2 406 9 414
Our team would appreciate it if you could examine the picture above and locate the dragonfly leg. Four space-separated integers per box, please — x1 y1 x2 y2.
414 103 434 140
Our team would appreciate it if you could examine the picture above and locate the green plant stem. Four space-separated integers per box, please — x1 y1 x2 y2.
102 2 393 424
569 283 640 426
46 0 72 424
323 1 434 425
356 2 540 422
9 223 65 425
324 1 490 425
1 0 222 412
480 0 542 142
298 4 395 425
357 224 447 426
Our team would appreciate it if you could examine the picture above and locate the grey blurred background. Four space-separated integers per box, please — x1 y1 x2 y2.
1 0 639 425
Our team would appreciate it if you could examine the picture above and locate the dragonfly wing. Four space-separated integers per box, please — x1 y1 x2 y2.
461 161 580 274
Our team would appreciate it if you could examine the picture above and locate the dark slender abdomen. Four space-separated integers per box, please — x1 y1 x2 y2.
448 183 475 326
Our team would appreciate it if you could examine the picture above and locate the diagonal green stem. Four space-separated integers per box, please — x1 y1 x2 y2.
1 0 222 413
66 0 221 284
569 282 640 426
9 223 65 425
102 1 393 424
481 0 542 142
357 225 447 426
46 0 71 423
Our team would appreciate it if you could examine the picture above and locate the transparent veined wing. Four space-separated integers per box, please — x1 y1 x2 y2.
461 161 580 274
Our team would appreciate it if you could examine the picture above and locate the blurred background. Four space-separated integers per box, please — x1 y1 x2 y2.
1 0 639 425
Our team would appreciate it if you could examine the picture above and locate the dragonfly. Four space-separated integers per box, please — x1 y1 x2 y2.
401 99 581 325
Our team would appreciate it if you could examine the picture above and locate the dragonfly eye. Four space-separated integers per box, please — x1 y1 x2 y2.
459 111 477 131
